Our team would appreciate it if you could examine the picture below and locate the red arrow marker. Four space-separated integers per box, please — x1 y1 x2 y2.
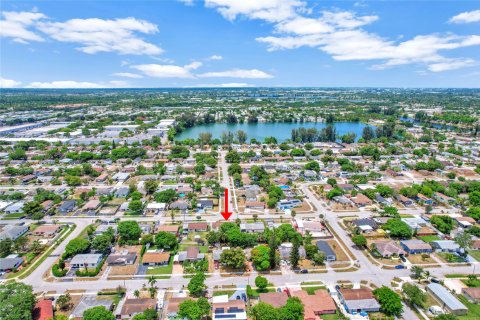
221 188 233 220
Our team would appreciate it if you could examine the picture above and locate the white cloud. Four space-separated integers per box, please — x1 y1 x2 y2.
112 72 143 78
131 62 201 78
206 54 223 60
205 0 304 22
187 82 255 87
450 10 480 24
204 2 480 72
427 58 476 72
198 68 273 78
0 78 21 88
36 17 162 55
26 80 129 88
0 11 46 43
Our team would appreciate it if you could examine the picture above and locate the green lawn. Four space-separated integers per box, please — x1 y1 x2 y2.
2 213 25 220
146 257 173 276
418 235 440 243
437 252 465 263
458 295 480 320
213 290 235 297
321 312 342 320
300 282 327 295
468 250 480 262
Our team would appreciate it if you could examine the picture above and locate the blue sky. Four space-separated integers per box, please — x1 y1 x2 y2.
1 0 480 88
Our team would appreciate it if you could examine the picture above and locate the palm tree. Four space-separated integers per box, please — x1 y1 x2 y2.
133 290 140 299
148 286 157 299
30 240 43 254
148 275 156 288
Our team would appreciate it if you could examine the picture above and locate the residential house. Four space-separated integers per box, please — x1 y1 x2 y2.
290 290 336 319
396 194 413 206
185 222 208 233
58 200 77 214
0 257 23 272
82 199 101 213
4 202 24 214
177 246 204 263
316 241 336 261
120 298 157 319
416 193 434 205
142 252 170 266
32 224 61 238
106 252 137 266
352 218 378 234
338 288 380 314
0 225 28 240
240 222 265 233
371 241 406 258
156 224 180 236
70 295 114 319
351 194 373 207
69 253 103 269
259 292 288 308
33 300 54 320
400 240 433 254
433 192 455 205
278 243 306 261
431 240 461 253
427 283 467 316
197 199 214 210
115 186 130 198
462 287 480 304
145 202 167 215
212 300 247 320
245 201 265 210
277 199 302 210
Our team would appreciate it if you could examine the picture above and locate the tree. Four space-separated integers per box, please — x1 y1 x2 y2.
64 237 90 259
0 282 36 320
304 161 320 173
411 266 424 280
373 286 403 316
154 189 177 203
280 297 304 320
402 283 427 308
236 130 248 144
188 272 206 297
155 231 178 249
383 219 412 239
83 306 115 320
351 234 367 248
382 206 399 218
251 245 271 271
227 163 242 176
118 221 142 242
219 247 246 269
225 150 240 163
0 238 13 257
255 276 268 292
91 234 113 254
252 302 279 320
312 252 326 265
198 132 212 146
144 181 158 195
290 238 300 268
56 293 72 311
128 200 144 215
134 290 140 299
30 240 43 254
23 201 42 217
178 298 210 320
455 232 472 256
268 231 278 270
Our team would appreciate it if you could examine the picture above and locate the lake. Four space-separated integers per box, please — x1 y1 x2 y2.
176 122 368 142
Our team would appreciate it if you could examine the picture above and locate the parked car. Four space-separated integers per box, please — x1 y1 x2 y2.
400 256 407 262
300 269 308 273
395 265 405 269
